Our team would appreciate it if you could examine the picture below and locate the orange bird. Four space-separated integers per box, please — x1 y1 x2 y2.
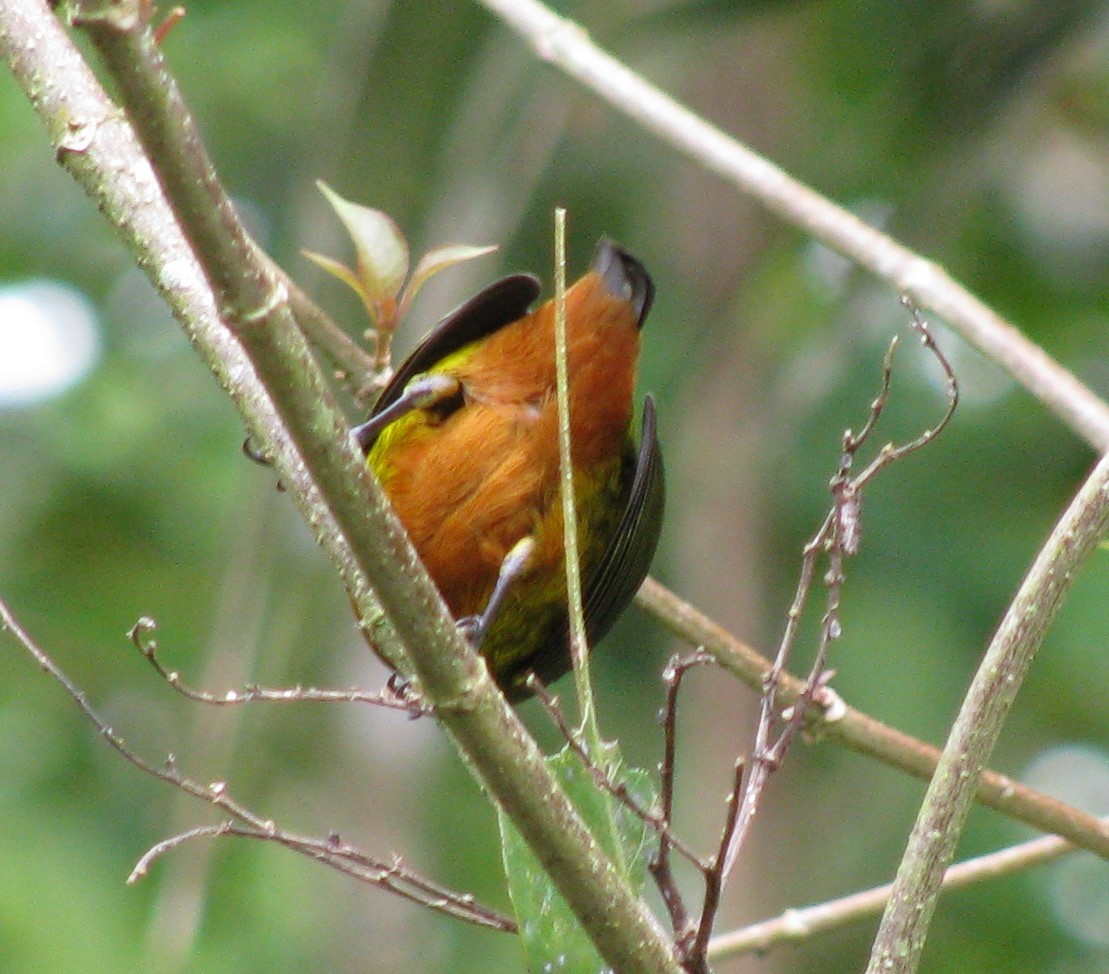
353 239 663 701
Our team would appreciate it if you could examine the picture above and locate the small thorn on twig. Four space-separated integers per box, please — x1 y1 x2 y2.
128 616 158 658
152 6 187 46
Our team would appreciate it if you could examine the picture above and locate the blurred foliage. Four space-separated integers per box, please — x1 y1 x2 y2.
1 1 1107 973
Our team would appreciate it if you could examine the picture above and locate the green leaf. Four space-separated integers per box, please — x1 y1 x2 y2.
400 243 498 319
316 181 409 304
498 744 657 974
301 248 363 295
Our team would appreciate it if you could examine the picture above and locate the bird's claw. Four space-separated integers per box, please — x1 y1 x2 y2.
456 615 485 646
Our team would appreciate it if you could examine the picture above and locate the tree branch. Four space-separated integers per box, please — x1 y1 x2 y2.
708 822 1104 960
0 597 513 933
476 0 1109 454
2 4 680 970
865 449 1109 973
0 0 407 676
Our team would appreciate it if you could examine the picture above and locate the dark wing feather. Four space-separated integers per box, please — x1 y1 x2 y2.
503 396 664 698
368 274 541 424
582 395 665 646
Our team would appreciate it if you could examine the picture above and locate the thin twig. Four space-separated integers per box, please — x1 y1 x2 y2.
664 314 961 970
0 596 512 932
708 822 1105 960
129 820 516 931
687 758 743 974
127 616 428 714
647 652 715 947
528 677 705 871
637 576 1109 859
831 334 900 555
850 299 960 494
0 595 260 825
719 311 960 889
129 823 236 882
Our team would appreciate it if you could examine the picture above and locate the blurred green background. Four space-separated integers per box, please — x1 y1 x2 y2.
1 1 1107 972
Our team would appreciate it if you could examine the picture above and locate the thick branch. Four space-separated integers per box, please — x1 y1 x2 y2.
1 4 680 971
0 0 408 677
865 450 1109 973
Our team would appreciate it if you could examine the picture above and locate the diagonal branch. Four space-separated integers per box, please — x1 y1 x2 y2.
1 4 680 971
866 449 1109 973
708 821 1105 960
0 597 513 933
475 0 1109 454
127 615 429 714
0 0 407 678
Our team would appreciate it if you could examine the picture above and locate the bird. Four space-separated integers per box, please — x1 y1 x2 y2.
352 238 663 702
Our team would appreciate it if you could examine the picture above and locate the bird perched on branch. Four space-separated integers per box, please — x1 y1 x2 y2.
353 239 663 702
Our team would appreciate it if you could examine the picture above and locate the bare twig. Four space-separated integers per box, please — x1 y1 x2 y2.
717 310 960 889
129 821 516 931
830 335 900 556
0 596 512 930
0 596 250 820
647 652 715 947
848 299 960 495
660 315 962 971
708 822 1106 960
127 616 428 714
687 758 743 974
638 576 1109 859
128 823 234 882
